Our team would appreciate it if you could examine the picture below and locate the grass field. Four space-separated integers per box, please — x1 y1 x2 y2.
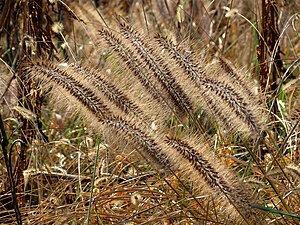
0 1 299 224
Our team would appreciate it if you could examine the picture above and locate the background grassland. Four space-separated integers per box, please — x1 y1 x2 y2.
0 0 299 224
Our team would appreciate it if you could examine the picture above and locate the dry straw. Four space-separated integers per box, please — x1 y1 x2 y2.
19 16 266 223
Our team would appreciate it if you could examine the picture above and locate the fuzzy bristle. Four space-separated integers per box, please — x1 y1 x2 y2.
156 34 263 136
165 137 259 224
21 60 173 172
100 116 172 169
69 64 143 117
22 61 111 118
98 28 170 108
217 57 256 97
119 22 193 115
18 14 270 223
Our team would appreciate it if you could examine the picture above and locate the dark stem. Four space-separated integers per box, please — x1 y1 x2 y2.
0 113 22 225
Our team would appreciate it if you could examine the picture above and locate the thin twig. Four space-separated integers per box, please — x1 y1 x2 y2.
0 112 22 225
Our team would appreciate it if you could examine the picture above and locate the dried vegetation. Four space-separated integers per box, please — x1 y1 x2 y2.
0 0 299 224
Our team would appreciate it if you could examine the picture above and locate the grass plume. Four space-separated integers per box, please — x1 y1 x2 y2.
69 63 143 117
21 61 112 118
20 58 263 223
165 137 260 224
119 21 193 115
21 60 174 172
2 1 299 224
156 34 263 136
98 28 174 111
16 10 271 224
